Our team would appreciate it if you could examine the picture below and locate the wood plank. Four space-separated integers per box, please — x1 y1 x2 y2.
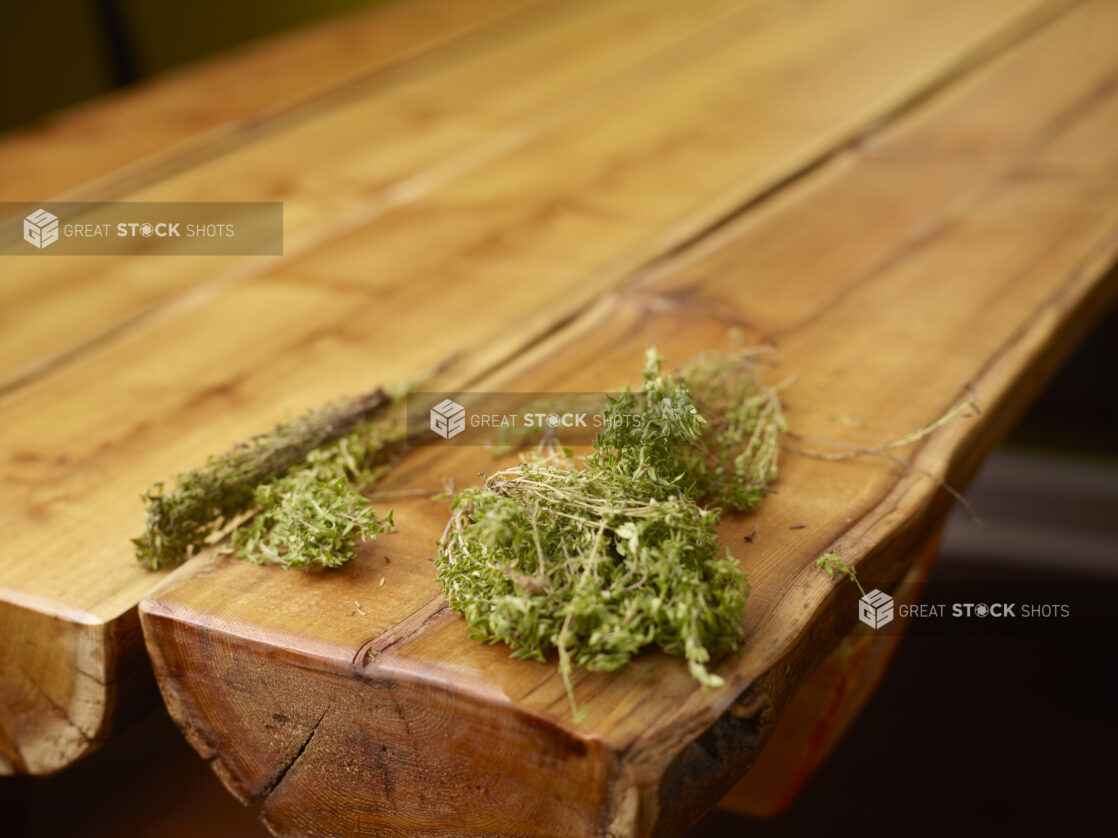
0 0 760 389
0 0 541 203
135 2 1118 832
0 0 1075 778
0 0 1054 392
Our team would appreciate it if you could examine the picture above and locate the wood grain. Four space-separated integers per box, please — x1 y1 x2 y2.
0 0 542 203
0 0 1063 777
136 2 1118 833
0 0 803 391
0 0 1056 389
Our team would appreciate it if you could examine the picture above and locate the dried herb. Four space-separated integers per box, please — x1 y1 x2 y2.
437 347 773 717
437 343 976 716
586 347 786 514
670 346 788 511
816 552 866 597
220 420 402 569
441 461 748 709
134 389 402 570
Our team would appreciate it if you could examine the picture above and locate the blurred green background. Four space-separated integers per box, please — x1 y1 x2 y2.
0 0 388 133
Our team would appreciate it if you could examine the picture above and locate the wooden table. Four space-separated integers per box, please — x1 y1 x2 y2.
2 0 1116 834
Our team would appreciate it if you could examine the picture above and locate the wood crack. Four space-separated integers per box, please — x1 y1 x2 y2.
12 664 94 745
255 706 329 803
2 0 1069 410
619 0 1076 305
351 597 451 672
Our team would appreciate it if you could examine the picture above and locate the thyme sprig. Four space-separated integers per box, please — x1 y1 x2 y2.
816 552 866 597
134 390 402 570
219 416 403 569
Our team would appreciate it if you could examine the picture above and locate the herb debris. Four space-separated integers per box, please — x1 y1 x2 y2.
816 552 866 597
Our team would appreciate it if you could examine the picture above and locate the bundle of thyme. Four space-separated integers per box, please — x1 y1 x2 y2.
437 348 784 716
442 465 746 700
135 389 403 570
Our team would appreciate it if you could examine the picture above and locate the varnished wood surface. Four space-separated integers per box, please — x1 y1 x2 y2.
133 1 1118 833
0 0 1055 391
0 0 1069 780
0 0 541 203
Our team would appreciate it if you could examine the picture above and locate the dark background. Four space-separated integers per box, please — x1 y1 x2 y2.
0 0 389 133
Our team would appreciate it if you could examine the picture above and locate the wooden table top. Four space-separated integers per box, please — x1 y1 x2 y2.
2 0 1116 834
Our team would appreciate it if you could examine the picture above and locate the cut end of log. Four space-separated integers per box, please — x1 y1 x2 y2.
140 589 795 836
139 596 640 834
0 596 151 775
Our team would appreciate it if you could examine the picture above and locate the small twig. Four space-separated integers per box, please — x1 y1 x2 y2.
781 392 983 523
817 553 866 598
